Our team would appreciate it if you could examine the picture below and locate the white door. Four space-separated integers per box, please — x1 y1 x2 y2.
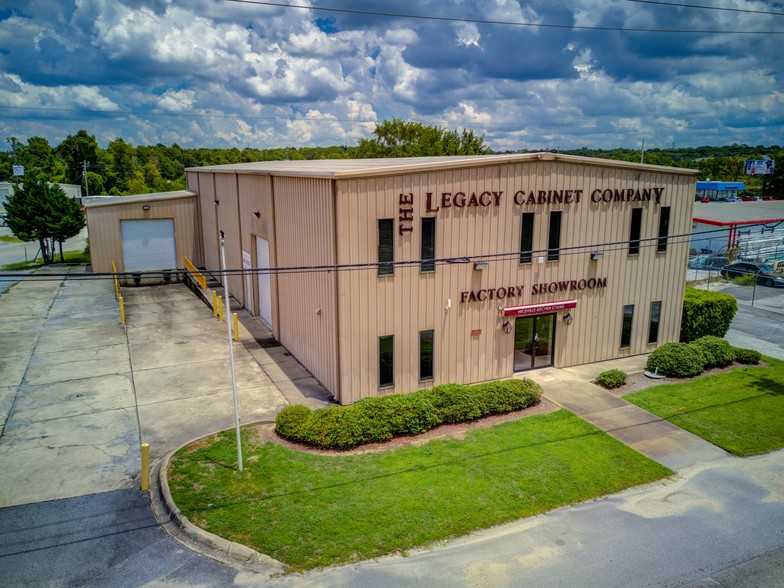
255 236 273 328
120 219 177 271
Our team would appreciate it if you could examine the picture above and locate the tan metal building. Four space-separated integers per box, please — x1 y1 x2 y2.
86 191 202 283
183 153 698 404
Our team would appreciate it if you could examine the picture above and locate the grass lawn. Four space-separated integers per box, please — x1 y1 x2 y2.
2 249 90 271
168 409 671 571
625 358 784 457
0 234 23 243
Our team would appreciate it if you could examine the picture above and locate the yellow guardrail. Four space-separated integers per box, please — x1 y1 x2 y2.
112 260 125 325
184 256 207 290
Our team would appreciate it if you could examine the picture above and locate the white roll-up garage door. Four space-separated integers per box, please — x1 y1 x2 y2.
120 219 177 271
255 236 273 328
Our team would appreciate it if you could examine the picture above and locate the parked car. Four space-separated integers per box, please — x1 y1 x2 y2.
688 255 729 271
1 214 8 227
765 259 784 273
723 196 743 202
720 261 784 287
742 196 763 202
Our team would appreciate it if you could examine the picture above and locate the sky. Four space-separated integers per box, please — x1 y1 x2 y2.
0 0 783 152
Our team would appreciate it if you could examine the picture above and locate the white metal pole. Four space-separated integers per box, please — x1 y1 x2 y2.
220 231 243 471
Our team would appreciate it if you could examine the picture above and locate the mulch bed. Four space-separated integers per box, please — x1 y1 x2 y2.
251 361 766 456
250 397 560 456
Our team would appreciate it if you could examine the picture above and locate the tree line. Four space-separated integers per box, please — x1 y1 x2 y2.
1 121 782 198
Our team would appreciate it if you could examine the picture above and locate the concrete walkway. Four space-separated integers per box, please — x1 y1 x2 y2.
525 357 729 470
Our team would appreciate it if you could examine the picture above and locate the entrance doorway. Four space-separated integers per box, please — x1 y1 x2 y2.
514 314 555 371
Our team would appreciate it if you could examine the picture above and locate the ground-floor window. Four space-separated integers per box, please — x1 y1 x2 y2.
379 335 394 388
621 304 634 348
419 330 434 381
648 301 662 344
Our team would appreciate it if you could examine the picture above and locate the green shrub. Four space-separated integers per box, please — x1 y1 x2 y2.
430 383 483 423
355 391 441 437
470 378 543 417
690 336 735 368
275 404 312 442
728 274 756 287
733 346 762 365
680 287 738 343
275 378 542 450
646 342 706 378
596 369 627 389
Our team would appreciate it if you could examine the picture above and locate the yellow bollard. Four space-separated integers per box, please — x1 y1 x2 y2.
119 295 126 325
212 290 218 317
233 313 239 341
218 295 224 321
141 442 150 492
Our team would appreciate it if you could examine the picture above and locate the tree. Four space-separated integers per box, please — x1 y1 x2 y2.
355 119 491 158
56 130 100 186
5 175 85 263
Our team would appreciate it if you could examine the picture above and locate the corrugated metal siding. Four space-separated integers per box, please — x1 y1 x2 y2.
86 195 201 273
237 175 277 322
213 174 244 303
273 176 339 395
192 173 220 272
335 160 696 402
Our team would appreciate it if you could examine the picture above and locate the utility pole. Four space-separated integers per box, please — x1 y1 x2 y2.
220 230 243 472
82 160 90 197
640 138 645 164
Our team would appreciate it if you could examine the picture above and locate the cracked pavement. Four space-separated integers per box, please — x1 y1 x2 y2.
0 267 289 507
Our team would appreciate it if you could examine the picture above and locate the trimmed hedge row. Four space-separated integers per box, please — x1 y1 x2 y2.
646 337 760 377
275 378 543 450
680 287 738 343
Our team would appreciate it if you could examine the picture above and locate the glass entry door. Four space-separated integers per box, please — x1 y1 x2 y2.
514 314 555 371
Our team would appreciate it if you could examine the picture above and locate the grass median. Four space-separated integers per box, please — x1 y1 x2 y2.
168 409 671 571
625 358 784 457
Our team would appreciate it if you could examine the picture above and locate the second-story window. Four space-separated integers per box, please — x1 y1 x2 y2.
547 211 562 261
657 207 671 253
378 219 394 276
421 217 435 272
520 213 534 264
629 208 643 255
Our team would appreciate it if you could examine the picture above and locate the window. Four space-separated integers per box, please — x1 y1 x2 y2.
648 301 662 344
421 217 436 272
519 213 535 264
378 219 394 276
379 335 394 387
621 304 634 348
629 208 643 255
419 330 434 381
547 211 562 261
657 207 671 253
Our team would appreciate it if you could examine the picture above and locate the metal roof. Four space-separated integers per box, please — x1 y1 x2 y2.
693 201 784 226
186 153 699 179
84 190 196 208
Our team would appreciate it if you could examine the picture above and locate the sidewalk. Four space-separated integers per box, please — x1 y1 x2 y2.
524 356 728 470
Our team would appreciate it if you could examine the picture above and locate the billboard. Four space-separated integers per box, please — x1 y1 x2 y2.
745 160 775 175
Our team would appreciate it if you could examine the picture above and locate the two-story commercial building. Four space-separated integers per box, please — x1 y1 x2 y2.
87 153 698 404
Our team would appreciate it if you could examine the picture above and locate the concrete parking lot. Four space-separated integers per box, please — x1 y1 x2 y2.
0 268 324 507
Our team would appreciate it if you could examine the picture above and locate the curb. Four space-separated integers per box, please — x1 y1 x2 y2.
149 428 286 576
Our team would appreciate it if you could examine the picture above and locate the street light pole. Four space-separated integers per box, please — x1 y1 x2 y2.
220 230 243 471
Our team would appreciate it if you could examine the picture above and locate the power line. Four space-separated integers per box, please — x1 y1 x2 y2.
0 224 756 282
224 0 784 34
624 0 784 17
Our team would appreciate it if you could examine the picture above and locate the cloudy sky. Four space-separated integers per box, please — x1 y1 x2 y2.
1 0 782 151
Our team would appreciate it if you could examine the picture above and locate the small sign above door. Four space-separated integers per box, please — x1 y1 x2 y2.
503 299 577 317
